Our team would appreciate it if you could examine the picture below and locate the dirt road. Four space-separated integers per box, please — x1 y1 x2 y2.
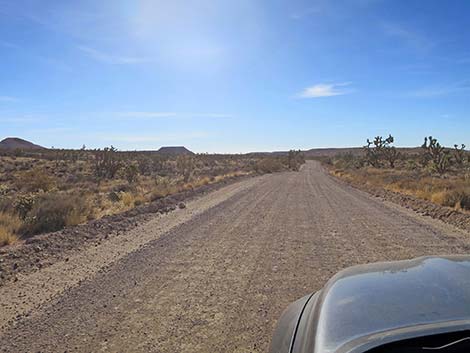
1 161 470 352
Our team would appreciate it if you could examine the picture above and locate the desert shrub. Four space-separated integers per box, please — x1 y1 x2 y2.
13 193 37 219
137 158 152 175
404 159 419 171
440 189 470 210
150 176 179 200
334 153 363 170
16 169 56 192
134 197 144 207
256 158 284 173
21 193 89 236
461 194 470 210
0 184 9 196
122 164 139 184
154 175 172 188
108 191 121 202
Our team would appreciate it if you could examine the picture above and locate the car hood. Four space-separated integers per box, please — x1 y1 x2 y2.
305 256 470 353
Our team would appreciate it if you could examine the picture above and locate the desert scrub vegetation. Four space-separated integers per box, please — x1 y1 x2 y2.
0 147 302 246
326 135 470 211
254 150 305 174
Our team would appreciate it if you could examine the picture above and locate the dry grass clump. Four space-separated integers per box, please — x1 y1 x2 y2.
0 212 22 246
119 192 145 208
0 229 18 246
332 163 470 211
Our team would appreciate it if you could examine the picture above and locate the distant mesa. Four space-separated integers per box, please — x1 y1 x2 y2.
0 137 46 150
156 146 194 156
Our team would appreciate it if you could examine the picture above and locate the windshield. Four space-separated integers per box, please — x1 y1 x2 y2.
369 331 470 353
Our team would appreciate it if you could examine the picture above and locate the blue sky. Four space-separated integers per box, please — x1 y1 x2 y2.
1 0 469 153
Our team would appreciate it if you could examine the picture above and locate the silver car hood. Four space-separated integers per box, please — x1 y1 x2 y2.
295 256 470 353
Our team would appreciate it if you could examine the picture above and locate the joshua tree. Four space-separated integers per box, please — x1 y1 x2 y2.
123 163 139 184
421 136 450 175
383 144 399 168
364 134 398 168
93 146 122 179
453 144 466 167
287 150 305 171
176 155 195 182
364 136 382 168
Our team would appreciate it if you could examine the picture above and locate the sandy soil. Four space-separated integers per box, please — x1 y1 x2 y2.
1 161 469 352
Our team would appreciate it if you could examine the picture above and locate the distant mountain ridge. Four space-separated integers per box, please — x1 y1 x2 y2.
248 147 426 158
303 147 426 157
0 137 46 150
0 138 435 156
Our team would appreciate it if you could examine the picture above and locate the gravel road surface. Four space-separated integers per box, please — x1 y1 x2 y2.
1 161 470 352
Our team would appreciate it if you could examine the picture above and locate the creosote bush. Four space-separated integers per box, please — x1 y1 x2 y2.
21 193 90 237
16 169 56 192
440 189 470 211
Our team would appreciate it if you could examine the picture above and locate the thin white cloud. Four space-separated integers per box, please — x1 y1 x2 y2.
382 23 433 51
0 96 18 102
0 40 20 49
290 6 321 20
410 81 470 98
114 112 233 119
95 132 208 143
189 113 234 118
77 46 151 65
297 82 353 98
411 87 452 98
25 127 74 134
455 56 470 64
0 37 72 71
0 117 36 123
116 112 178 119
